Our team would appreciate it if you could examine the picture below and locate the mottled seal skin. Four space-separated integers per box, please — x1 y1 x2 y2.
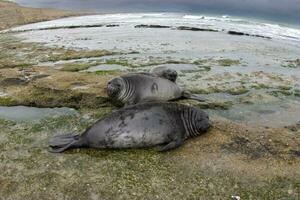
150 66 178 82
107 73 205 106
49 102 210 153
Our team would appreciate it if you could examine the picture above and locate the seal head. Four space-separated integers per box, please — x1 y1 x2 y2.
150 66 178 82
181 106 210 139
162 68 178 82
107 77 124 99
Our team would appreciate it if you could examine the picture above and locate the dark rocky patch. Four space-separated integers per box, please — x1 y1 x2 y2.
1 77 27 86
7 24 106 33
284 121 300 132
221 136 278 159
106 24 120 27
59 24 104 29
30 74 50 81
177 26 218 32
282 59 300 68
228 31 271 39
228 31 248 36
20 86 110 109
289 150 300 157
134 24 170 28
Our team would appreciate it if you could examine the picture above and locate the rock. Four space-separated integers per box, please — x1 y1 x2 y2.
30 74 50 81
106 24 119 27
239 92 279 104
134 24 170 28
231 196 241 200
283 59 300 68
177 26 218 32
228 31 249 36
1 77 27 86
0 92 7 97
228 31 271 39
285 121 300 132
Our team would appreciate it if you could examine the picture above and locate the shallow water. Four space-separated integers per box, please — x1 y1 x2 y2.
151 64 201 72
6 13 300 44
208 97 300 128
0 106 78 122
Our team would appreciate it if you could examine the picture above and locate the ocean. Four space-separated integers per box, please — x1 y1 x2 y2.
9 0 300 26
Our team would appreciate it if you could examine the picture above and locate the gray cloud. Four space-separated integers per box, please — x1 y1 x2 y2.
11 0 300 24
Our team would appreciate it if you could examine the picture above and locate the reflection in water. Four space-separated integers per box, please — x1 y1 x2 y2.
208 97 300 128
0 106 78 122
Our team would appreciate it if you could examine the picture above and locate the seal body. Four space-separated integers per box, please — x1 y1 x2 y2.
49 102 210 153
107 74 183 106
107 73 205 106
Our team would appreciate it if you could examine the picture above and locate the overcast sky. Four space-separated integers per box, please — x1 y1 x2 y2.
11 0 300 24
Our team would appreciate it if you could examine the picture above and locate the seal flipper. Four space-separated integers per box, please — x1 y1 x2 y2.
157 138 183 152
182 91 206 102
49 134 84 153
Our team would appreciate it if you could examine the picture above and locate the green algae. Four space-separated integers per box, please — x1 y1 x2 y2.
60 63 94 72
252 83 272 90
268 90 294 97
179 99 233 110
225 87 249 95
282 59 300 68
92 70 121 76
197 101 233 110
217 59 241 66
278 85 293 90
0 34 120 68
190 86 249 96
18 86 109 109
105 59 129 66
0 118 15 126
0 97 17 106
45 50 116 62
193 58 240 67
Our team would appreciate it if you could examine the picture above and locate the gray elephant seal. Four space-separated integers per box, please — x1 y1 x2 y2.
150 66 178 82
136 66 178 82
107 73 205 106
49 102 210 153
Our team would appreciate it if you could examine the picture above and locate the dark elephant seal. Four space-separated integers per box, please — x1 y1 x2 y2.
150 66 178 82
49 102 210 153
106 73 205 106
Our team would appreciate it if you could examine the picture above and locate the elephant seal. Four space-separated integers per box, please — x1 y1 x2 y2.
136 66 178 82
49 102 210 153
106 73 205 106
150 66 178 82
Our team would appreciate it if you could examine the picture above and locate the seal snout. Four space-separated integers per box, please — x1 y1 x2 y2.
106 79 122 97
107 84 116 96
195 113 210 133
165 70 178 82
